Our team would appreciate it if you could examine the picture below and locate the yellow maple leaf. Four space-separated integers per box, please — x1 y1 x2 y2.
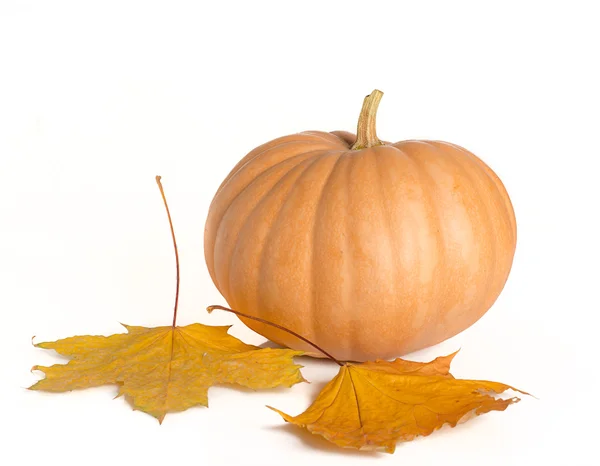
269 352 526 453
30 323 304 422
29 177 305 422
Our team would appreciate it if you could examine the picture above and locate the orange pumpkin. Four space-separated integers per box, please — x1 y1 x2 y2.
204 90 516 362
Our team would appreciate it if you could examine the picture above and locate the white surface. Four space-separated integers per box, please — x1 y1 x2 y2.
1 1 598 465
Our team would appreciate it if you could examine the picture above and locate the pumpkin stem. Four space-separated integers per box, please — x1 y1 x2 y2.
351 89 384 150
155 176 180 328
207 305 344 366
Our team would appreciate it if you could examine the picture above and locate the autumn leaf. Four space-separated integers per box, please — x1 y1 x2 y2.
269 352 526 453
29 177 305 422
30 323 304 422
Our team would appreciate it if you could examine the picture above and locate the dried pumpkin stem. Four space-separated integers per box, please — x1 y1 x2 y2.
155 176 180 327
351 89 384 150
207 305 344 366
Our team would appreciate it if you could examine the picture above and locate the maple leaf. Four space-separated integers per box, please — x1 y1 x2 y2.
269 352 527 453
29 177 305 422
30 324 304 422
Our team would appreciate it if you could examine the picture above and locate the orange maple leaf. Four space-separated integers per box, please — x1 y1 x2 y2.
29 177 305 422
30 324 304 422
269 352 527 453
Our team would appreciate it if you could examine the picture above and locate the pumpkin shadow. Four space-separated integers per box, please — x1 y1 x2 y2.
257 340 283 349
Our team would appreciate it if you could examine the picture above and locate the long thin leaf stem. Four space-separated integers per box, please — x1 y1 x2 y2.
156 176 180 327
207 305 343 366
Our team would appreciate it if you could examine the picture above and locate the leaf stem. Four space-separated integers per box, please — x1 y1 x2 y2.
156 176 180 328
207 305 344 366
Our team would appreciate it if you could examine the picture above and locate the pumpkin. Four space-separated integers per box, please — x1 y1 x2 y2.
204 90 516 362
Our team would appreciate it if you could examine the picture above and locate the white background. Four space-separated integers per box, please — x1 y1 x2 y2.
1 1 598 465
